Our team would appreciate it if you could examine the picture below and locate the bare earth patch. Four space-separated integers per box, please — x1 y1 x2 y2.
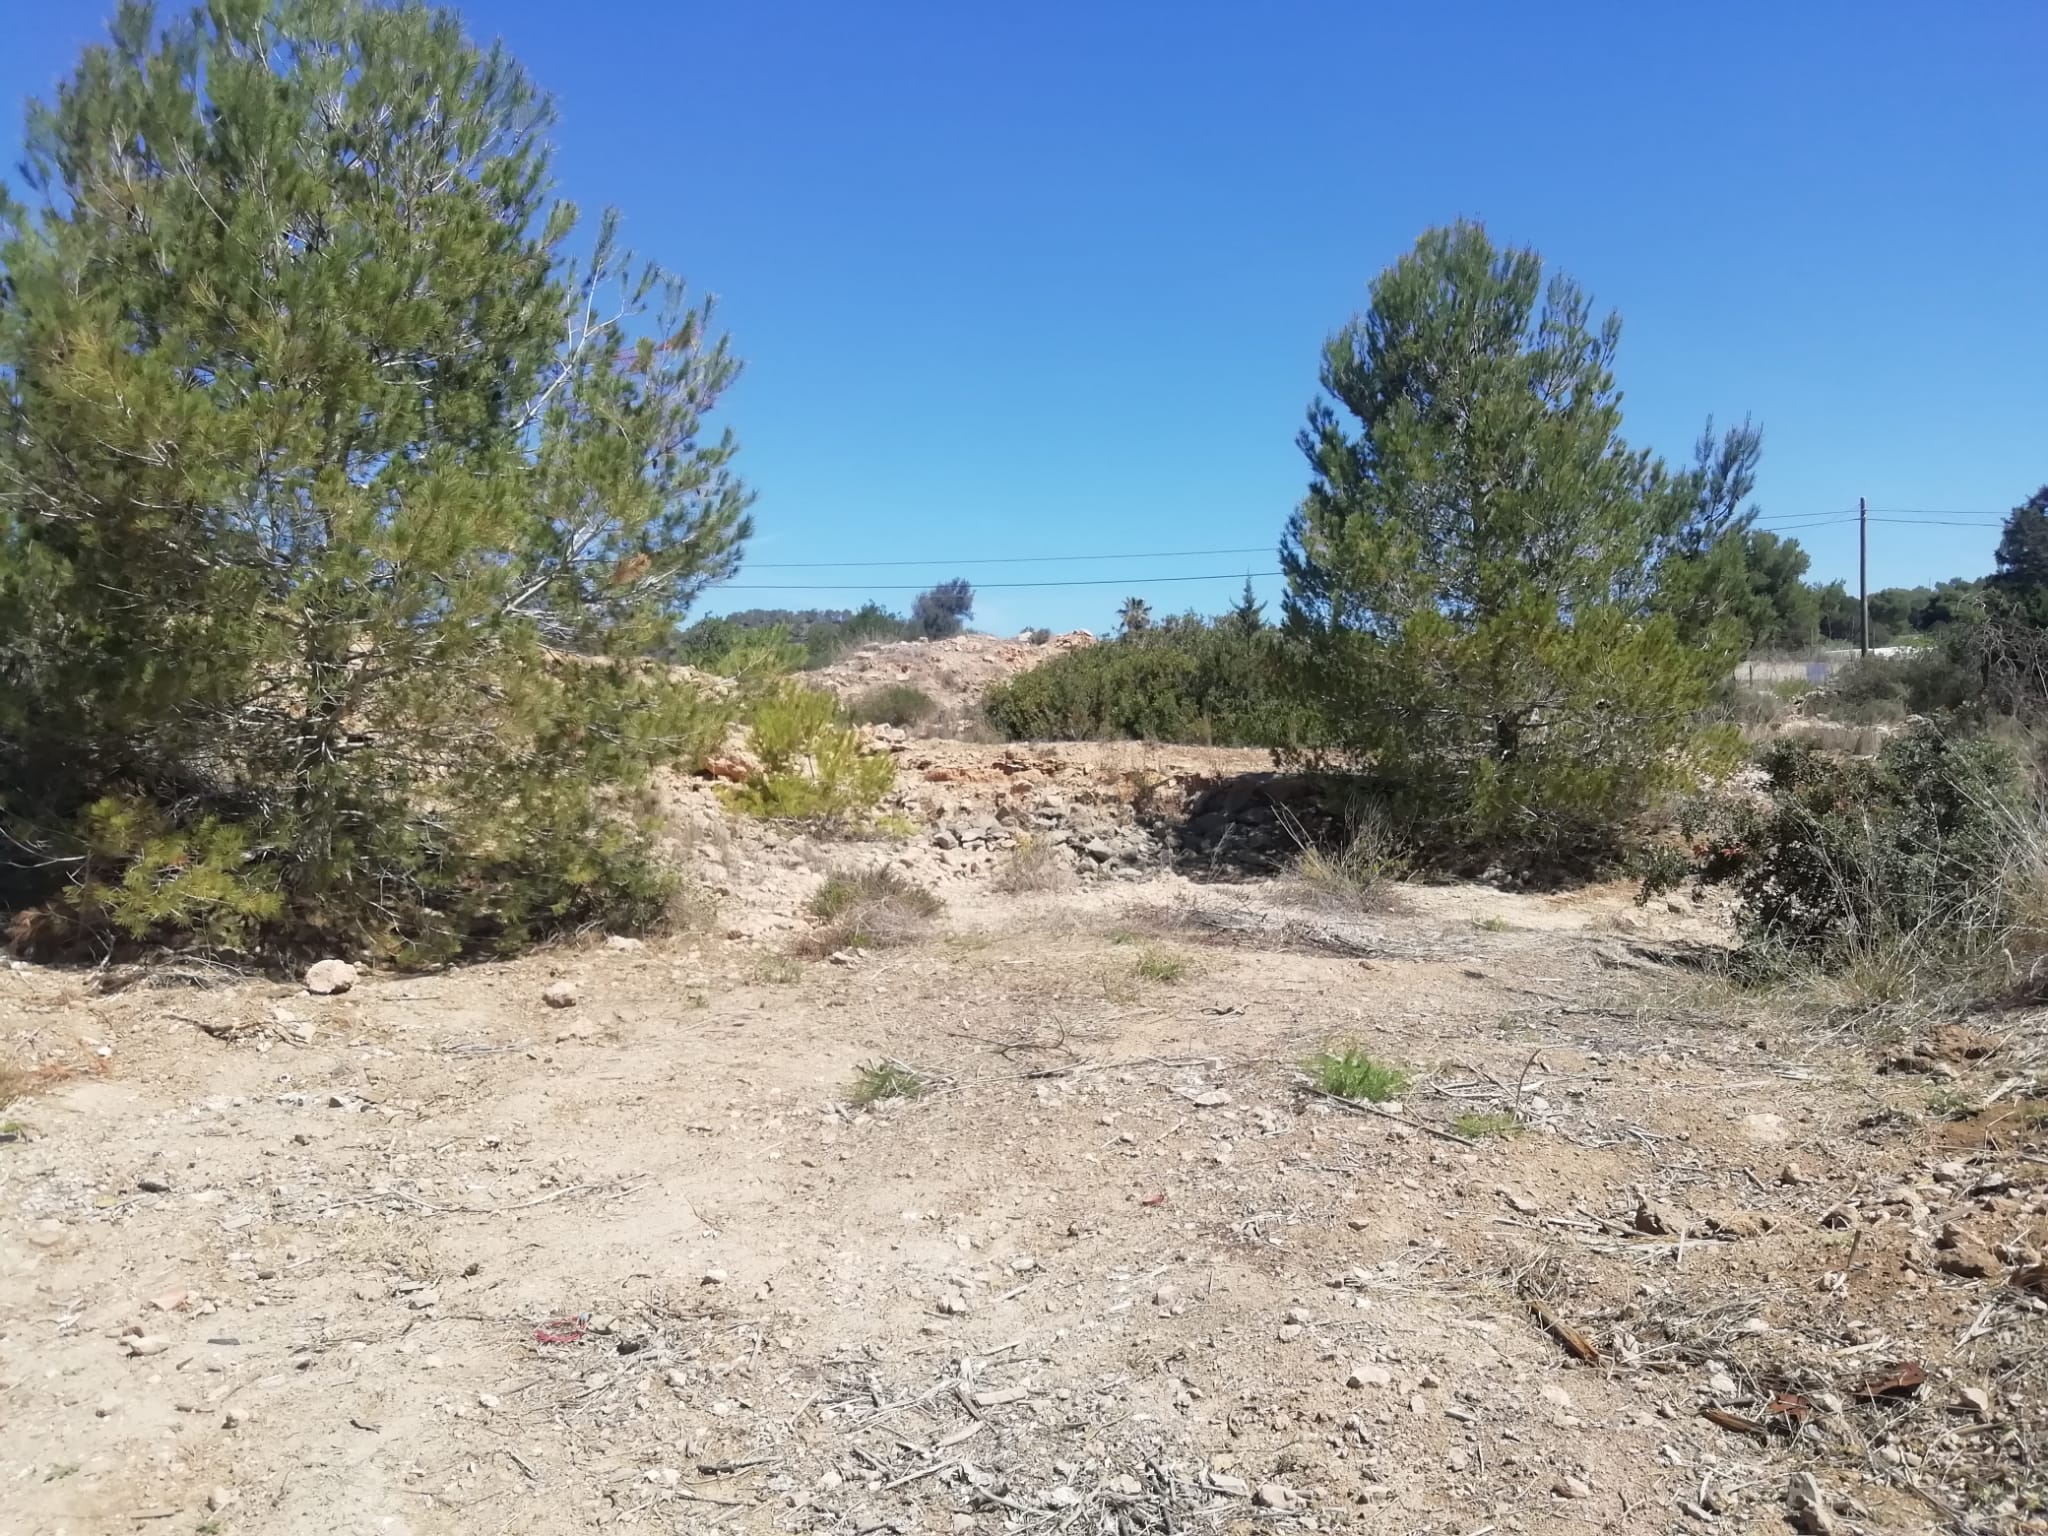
2 801 2043 1534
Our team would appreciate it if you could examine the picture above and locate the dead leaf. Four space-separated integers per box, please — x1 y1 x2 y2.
1526 1298 1601 1364
1849 1360 1925 1400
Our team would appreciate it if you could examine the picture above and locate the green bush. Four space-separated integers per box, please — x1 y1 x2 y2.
723 682 895 822
1304 1045 1409 1102
1654 724 2047 1001
847 685 939 728
984 621 1311 746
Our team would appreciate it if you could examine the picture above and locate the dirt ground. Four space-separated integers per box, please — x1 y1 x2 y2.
3 749 2045 1536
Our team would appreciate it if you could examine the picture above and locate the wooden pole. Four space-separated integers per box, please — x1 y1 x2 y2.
1859 496 1869 656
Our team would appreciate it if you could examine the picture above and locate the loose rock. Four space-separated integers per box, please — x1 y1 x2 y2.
541 980 579 1009
303 959 357 995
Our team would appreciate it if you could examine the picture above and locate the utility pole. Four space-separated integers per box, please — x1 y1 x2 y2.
1859 496 1869 656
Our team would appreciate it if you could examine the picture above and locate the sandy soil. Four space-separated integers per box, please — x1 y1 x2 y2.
3 755 2045 1536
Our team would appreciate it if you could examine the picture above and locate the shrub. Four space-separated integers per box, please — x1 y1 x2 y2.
984 621 1310 746
1453 1111 1521 1139
1654 723 2048 1004
723 682 895 822
1024 628 1054 646
1304 1045 1409 1102
847 685 939 728
801 867 942 952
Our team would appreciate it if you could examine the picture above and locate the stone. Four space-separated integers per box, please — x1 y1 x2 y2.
1188 1089 1231 1108
1785 1471 1836 1534
541 980 579 1009
207 1488 237 1513
477 1393 500 1410
1347 1364 1391 1389
1738 1112 1788 1144
1209 1474 1250 1497
1110 1474 1144 1497
94 1394 120 1417
1958 1385 1992 1420
1540 1384 1572 1409
1633 1196 1688 1237
1253 1483 1296 1509
937 1293 970 1316
121 1334 170 1357
303 959 357 995
137 1174 172 1193
1779 1161 1812 1186
604 935 644 951
1152 1282 1180 1307
1553 1473 1591 1499
1284 1305 1312 1325
664 1368 689 1389
222 1406 250 1428
1446 1447 1470 1472
701 1267 729 1286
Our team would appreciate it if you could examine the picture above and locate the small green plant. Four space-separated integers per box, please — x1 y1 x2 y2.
1471 914 1512 932
872 814 920 839
724 681 895 822
1453 1110 1521 1139
1305 1044 1410 1103
1104 927 1141 945
750 954 802 985
1926 1087 1977 1121
846 685 939 729
1133 946 1187 982
851 1059 927 1106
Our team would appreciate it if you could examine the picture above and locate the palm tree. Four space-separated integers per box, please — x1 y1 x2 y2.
1118 596 1152 636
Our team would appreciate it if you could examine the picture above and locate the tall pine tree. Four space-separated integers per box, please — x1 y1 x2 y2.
1281 221 1746 868
0 0 750 957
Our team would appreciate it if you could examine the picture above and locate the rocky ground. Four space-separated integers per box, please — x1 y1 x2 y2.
3 742 2046 1536
806 632 1097 736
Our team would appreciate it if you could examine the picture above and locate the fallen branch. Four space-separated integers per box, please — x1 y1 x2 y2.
1297 1083 1478 1146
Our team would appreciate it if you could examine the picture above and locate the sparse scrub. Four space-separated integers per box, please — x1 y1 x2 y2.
992 836 1074 894
800 868 942 953
1132 946 1188 982
1654 723 2048 1012
850 1059 927 1106
1472 915 1512 933
1305 1045 1410 1102
846 685 939 729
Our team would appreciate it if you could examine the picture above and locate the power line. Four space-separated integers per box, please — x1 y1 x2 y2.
718 570 1282 592
746 545 1273 569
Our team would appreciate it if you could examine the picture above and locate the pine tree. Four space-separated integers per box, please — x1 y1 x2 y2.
1991 487 2048 623
1281 221 1743 868
1225 578 1265 637
911 579 974 639
0 0 749 957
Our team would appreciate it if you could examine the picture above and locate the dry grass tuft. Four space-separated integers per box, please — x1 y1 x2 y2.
798 867 943 954
1284 804 1406 912
992 835 1074 895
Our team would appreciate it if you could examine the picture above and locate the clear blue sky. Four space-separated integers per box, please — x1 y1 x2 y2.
6 1 2044 635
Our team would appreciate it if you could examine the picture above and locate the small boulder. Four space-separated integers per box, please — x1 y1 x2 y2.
304 959 357 995
541 980 579 1010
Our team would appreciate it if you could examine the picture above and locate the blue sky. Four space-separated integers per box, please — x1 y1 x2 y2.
6 1 2044 635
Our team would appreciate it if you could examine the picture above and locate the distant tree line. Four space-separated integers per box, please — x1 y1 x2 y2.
663 581 975 670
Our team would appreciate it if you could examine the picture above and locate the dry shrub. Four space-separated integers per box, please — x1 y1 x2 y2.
1285 803 1406 911
992 836 1074 894
798 867 942 954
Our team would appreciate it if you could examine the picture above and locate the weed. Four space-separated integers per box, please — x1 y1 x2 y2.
1453 1110 1521 1139
750 954 802 985
1132 946 1187 983
1927 1087 1977 1121
1304 1044 1410 1102
1472 914 1512 932
851 1059 927 1106
872 814 920 839
1104 927 1141 946
993 835 1074 894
